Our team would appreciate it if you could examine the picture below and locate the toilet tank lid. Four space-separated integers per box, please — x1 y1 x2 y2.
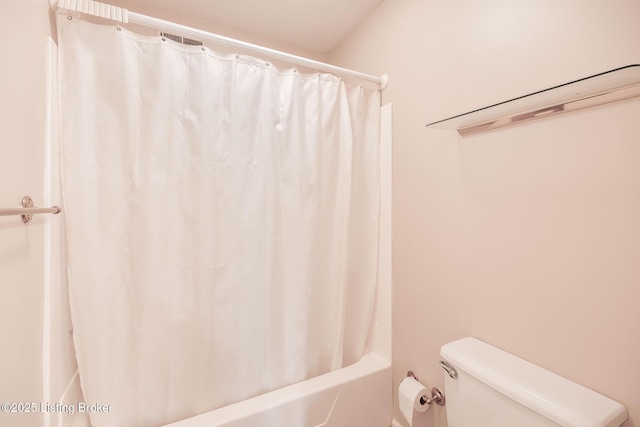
440 337 627 427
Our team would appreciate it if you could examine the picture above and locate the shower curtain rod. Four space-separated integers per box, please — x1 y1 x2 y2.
56 0 389 90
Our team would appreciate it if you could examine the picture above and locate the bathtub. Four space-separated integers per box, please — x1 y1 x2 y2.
164 104 394 427
163 352 391 427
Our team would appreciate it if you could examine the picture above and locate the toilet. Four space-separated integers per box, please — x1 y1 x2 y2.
440 337 628 427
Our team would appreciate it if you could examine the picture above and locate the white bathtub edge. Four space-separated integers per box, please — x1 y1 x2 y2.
163 352 391 427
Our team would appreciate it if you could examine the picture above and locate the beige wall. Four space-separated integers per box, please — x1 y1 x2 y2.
330 1 640 426
0 0 51 426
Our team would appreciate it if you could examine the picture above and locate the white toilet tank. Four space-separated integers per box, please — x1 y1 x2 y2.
440 337 627 427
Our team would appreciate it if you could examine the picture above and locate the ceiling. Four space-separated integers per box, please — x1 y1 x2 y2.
114 0 385 53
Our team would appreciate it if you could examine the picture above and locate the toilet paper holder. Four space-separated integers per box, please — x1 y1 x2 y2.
407 371 445 406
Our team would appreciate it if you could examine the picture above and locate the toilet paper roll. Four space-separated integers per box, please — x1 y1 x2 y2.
399 376 429 425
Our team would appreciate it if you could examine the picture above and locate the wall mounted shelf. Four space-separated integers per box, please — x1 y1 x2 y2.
425 64 640 136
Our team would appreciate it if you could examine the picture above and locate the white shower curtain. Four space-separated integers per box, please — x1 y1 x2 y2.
57 16 380 427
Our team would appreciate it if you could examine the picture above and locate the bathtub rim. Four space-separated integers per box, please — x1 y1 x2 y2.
162 351 391 427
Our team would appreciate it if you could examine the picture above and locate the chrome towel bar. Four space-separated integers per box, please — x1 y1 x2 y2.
0 195 62 223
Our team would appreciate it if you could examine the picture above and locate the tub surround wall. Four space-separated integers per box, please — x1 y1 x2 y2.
329 1 640 426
